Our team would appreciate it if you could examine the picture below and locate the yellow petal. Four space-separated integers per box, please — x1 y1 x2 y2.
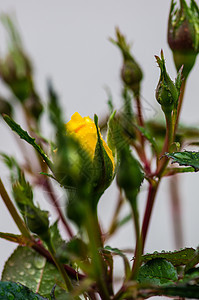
66 112 114 169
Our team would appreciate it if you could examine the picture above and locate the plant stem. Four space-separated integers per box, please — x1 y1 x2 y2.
131 200 141 280
135 95 144 128
0 178 31 239
140 180 159 253
169 175 183 249
156 112 173 177
46 238 79 298
85 205 110 300
174 79 186 135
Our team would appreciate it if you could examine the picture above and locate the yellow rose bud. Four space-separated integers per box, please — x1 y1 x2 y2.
66 112 115 171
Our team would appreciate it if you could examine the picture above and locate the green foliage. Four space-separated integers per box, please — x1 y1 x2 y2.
0 281 47 300
3 114 53 170
138 258 178 285
2 246 66 299
166 151 199 171
141 248 196 266
1 3 199 299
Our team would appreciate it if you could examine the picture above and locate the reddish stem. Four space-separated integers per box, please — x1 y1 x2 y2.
141 180 159 252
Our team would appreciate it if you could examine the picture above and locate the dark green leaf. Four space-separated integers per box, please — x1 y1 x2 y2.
156 284 199 299
165 151 199 171
141 248 195 267
0 281 47 300
138 258 178 286
2 246 66 298
50 221 64 250
3 115 53 170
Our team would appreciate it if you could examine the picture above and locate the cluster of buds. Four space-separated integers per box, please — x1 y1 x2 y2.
168 0 199 78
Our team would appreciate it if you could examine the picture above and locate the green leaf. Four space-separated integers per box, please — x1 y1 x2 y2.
50 221 64 250
0 281 47 300
2 246 66 298
138 258 178 286
141 248 195 267
165 151 199 171
185 248 199 272
156 284 199 299
104 245 131 278
3 115 53 170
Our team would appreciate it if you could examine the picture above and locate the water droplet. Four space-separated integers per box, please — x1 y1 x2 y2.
28 269 35 275
34 256 46 269
8 261 14 267
24 262 32 269
6 276 11 281
19 271 24 276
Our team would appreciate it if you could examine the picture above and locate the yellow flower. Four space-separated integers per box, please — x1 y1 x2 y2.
66 112 114 170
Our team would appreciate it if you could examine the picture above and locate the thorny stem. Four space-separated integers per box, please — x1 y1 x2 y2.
0 178 31 239
174 79 186 135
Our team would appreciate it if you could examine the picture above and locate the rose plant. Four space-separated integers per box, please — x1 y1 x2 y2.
1 1 199 299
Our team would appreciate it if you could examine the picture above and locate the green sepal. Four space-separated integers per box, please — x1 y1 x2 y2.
92 114 114 197
155 50 179 114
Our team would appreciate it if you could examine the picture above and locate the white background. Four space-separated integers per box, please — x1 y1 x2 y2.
0 0 199 297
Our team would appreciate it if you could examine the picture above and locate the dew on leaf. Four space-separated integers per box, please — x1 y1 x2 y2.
28 269 36 275
8 261 14 267
19 271 24 276
24 262 32 269
34 255 46 269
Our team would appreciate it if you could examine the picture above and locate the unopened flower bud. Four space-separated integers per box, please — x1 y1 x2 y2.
155 51 179 114
117 147 144 203
121 59 143 96
111 28 143 96
168 0 199 78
